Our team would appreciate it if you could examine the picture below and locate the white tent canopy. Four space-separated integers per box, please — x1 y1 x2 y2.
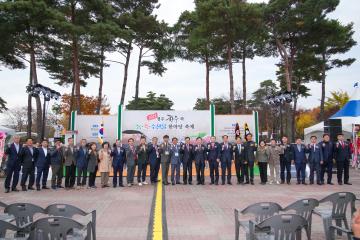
0 125 16 135
304 83 360 142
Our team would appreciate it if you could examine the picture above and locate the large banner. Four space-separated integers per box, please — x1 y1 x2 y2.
122 110 210 144
74 109 258 144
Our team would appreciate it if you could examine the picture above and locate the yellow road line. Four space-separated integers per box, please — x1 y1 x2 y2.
152 177 163 240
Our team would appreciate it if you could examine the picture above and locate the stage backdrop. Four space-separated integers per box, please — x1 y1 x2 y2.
72 106 259 144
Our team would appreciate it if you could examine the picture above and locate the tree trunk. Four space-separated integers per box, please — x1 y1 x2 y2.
27 60 33 138
242 48 247 108
120 42 132 105
205 54 210 109
68 81 76 129
30 45 42 140
291 95 298 142
96 46 104 115
71 2 81 113
320 53 326 121
134 46 143 101
227 42 235 114
276 38 291 92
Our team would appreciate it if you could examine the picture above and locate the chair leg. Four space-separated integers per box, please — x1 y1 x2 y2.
235 221 239 240
322 215 332 240
335 219 342 236
92 210 96 240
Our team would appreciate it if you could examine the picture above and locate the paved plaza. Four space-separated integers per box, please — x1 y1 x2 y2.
1 170 359 240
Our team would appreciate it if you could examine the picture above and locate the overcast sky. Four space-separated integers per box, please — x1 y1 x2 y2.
0 0 359 124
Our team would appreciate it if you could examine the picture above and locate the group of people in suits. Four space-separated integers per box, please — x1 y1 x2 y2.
256 133 352 186
3 132 352 193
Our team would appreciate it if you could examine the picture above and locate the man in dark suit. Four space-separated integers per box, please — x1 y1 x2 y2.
4 135 22 193
181 137 193 185
233 136 245 184
75 139 88 188
320 134 335 185
244 133 257 185
220 135 233 185
111 139 126 187
334 133 352 185
280 136 293 184
159 135 171 185
136 136 148 186
292 137 307 185
148 137 160 184
19 138 37 191
193 137 206 185
206 136 220 185
35 139 50 191
306 136 323 185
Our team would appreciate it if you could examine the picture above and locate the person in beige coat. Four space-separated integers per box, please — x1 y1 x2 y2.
98 142 112 188
268 139 284 184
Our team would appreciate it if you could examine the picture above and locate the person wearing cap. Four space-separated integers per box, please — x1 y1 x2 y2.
334 133 352 185
159 135 171 185
319 133 335 185
35 139 50 191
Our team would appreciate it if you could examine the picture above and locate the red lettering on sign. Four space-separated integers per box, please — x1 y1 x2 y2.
147 113 158 121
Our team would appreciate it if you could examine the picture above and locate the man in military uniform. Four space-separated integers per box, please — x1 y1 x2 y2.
206 136 220 185
220 135 233 185
334 133 352 185
233 136 245 184
136 136 148 186
159 135 171 185
193 137 206 185
181 137 193 185
279 136 293 184
319 134 335 185
243 133 257 185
